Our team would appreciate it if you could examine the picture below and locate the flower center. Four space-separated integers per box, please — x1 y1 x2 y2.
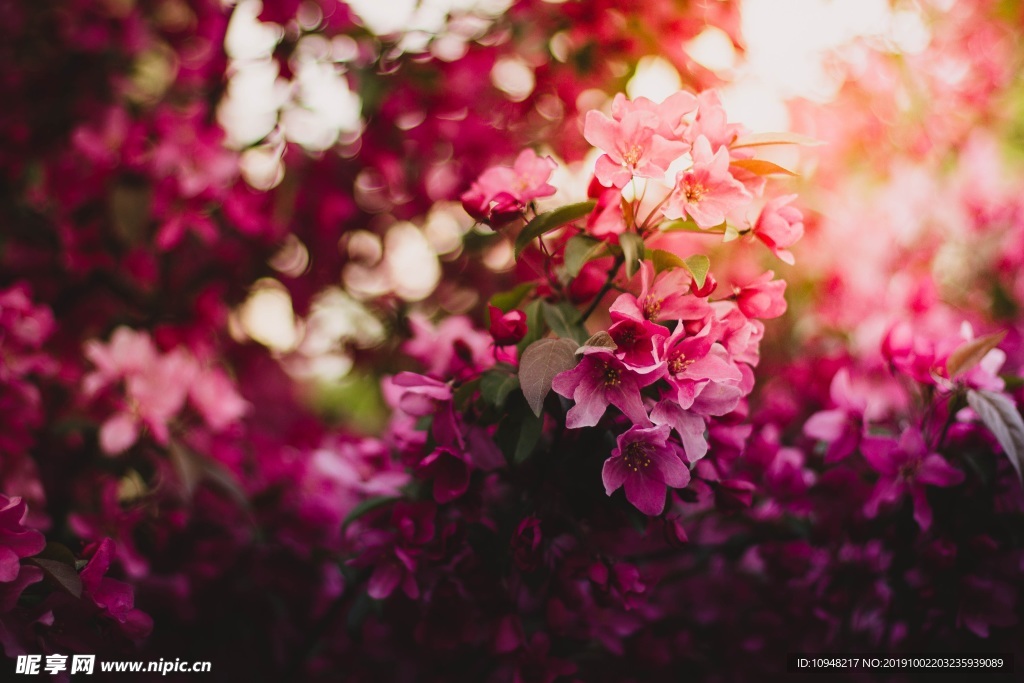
641 295 662 320
684 181 707 204
898 459 921 481
603 363 621 387
622 145 643 168
668 352 692 375
624 441 652 471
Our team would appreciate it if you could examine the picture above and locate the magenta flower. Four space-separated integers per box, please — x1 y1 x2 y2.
602 424 690 515
585 109 688 189
606 301 671 372
79 538 153 638
488 304 527 346
754 194 804 265
663 135 751 228
0 495 45 583
861 427 965 530
418 447 471 504
551 350 659 428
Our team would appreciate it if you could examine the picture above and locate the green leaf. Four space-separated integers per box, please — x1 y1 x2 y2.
480 367 520 408
541 301 588 344
169 442 250 510
564 235 605 278
519 337 579 417
660 218 702 233
731 131 824 148
967 389 1024 484
514 201 596 258
27 558 82 599
342 495 399 530
490 283 534 313
516 299 548 356
619 232 645 279
34 542 78 567
729 158 798 176
513 412 544 464
650 248 686 274
947 330 1007 379
683 255 710 288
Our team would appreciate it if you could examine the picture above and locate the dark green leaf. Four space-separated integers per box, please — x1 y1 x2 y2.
619 232 645 279
563 235 605 278
514 201 596 258
27 558 82 599
480 368 520 408
490 283 534 313
541 301 588 344
516 299 548 356
34 542 78 567
513 412 544 465
519 338 579 417
342 495 399 530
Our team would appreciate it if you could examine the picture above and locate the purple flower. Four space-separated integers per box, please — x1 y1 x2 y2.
602 424 690 515
551 350 659 428
862 427 964 530
804 368 870 462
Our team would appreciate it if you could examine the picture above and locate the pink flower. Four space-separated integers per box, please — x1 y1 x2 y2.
663 136 751 228
610 91 698 140
585 109 688 189
188 367 249 431
586 187 627 238
663 322 742 411
754 194 804 265
862 427 965 530
461 149 557 222
804 368 870 462
488 305 527 346
602 424 690 515
551 350 659 428
650 399 708 463
403 314 494 381
610 263 710 323
684 90 746 151
735 271 787 319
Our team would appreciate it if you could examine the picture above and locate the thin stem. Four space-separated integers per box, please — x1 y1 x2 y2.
579 252 625 323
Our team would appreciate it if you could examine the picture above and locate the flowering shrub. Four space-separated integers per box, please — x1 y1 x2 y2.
1 0 1024 680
